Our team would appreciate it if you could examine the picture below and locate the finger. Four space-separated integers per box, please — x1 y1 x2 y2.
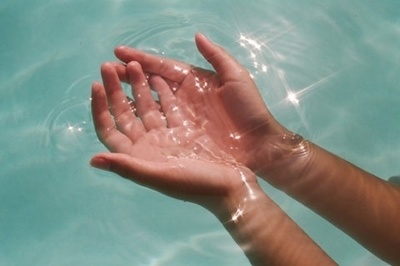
114 46 191 83
127 62 166 130
91 82 134 154
90 153 232 197
101 62 146 140
195 33 249 82
111 62 151 85
112 62 129 83
149 75 185 127
90 153 179 194
100 62 134 122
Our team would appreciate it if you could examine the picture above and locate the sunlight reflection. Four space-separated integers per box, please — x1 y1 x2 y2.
237 27 340 136
276 70 340 134
173 65 189 75
239 34 262 50
287 91 300 105
238 34 268 74
231 207 244 222
66 122 85 133
295 71 339 100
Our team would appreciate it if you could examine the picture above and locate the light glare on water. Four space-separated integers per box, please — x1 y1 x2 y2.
1 0 399 265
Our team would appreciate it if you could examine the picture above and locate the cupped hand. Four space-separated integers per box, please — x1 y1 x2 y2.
90 61 260 211
111 33 295 175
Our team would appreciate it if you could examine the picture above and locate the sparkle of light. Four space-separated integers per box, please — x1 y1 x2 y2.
287 92 300 105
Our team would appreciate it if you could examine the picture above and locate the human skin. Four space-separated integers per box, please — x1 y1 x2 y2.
106 33 400 264
90 62 336 264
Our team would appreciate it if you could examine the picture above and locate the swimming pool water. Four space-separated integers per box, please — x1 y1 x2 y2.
1 0 399 265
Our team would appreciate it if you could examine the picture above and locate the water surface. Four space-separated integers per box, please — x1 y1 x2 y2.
1 1 399 265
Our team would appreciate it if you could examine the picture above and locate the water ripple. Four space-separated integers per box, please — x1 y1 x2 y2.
109 10 234 65
41 76 96 156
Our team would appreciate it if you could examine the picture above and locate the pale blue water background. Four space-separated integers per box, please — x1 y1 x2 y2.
1 0 399 265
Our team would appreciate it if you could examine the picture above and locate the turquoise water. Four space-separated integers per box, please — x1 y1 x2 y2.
1 0 399 265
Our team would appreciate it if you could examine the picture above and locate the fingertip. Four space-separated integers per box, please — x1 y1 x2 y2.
114 46 140 63
126 61 143 83
195 32 205 40
114 45 128 55
195 32 206 48
100 61 113 69
195 32 211 44
90 155 111 171
91 82 104 96
100 62 117 77
91 153 139 180
115 45 127 50
126 61 140 70
91 81 101 89
195 32 216 50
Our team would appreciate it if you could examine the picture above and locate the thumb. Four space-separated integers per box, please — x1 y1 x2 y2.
195 33 247 81
90 153 172 188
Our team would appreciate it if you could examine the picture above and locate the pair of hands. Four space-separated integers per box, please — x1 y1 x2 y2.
90 33 400 266
90 33 292 212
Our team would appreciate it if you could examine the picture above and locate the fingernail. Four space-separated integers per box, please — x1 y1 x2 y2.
90 157 110 171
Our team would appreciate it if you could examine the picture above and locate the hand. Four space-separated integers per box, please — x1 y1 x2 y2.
111 33 300 178
90 49 337 266
90 61 260 212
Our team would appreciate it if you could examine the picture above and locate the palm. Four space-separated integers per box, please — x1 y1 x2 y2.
113 34 289 170
91 60 256 206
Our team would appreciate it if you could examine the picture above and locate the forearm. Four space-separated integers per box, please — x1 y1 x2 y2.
259 140 400 264
214 185 336 265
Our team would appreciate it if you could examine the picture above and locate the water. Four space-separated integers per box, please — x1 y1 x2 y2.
1 0 399 265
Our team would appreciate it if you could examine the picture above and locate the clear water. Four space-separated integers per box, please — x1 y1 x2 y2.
1 0 399 265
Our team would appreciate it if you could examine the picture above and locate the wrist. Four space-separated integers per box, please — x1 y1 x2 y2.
254 132 314 189
208 168 267 224
212 166 336 266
